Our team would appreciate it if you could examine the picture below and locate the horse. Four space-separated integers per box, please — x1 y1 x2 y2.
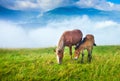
74 34 96 63
55 29 83 64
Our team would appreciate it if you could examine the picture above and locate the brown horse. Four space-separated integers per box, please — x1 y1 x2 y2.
55 29 83 64
74 34 96 63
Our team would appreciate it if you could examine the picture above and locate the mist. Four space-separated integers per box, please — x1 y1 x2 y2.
0 15 120 48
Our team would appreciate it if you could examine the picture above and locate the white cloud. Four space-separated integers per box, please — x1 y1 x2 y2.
2 0 64 12
14 1 38 10
37 0 63 11
0 15 120 48
94 21 118 29
76 0 120 11
1 0 120 12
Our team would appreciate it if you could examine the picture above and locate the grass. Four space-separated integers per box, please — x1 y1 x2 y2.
0 46 120 81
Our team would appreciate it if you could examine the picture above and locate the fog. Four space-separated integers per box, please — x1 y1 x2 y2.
0 15 120 48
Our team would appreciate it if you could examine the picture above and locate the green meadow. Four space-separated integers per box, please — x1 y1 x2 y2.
0 46 120 81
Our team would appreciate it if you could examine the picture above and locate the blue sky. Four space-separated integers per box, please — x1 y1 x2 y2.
107 0 120 4
0 0 120 48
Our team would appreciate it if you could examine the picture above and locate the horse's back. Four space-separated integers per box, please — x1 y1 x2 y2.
85 34 95 44
76 34 95 49
85 40 94 47
62 29 83 46
86 34 94 40
63 29 82 38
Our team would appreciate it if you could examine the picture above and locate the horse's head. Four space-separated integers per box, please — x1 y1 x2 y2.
74 48 80 60
55 48 64 64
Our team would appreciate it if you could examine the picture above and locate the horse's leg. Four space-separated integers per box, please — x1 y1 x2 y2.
81 50 84 63
69 46 72 59
87 48 92 63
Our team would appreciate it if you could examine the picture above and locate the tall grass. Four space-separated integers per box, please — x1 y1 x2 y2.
0 46 120 81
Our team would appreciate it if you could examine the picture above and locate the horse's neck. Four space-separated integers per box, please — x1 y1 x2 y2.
57 36 64 50
79 44 85 50
75 39 84 50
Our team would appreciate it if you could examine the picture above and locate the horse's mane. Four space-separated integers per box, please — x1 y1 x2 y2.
75 35 96 50
75 37 86 50
57 36 64 51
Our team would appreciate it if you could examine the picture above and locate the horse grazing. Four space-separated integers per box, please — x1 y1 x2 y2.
55 29 83 64
74 34 96 63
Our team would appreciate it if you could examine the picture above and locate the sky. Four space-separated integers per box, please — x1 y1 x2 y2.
107 0 120 4
0 0 120 48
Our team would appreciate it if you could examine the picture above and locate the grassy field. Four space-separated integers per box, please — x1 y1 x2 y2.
0 46 120 81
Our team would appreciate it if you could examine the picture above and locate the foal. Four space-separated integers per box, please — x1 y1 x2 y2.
74 34 96 63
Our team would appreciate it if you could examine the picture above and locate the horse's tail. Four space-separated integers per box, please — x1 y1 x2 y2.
93 43 96 46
